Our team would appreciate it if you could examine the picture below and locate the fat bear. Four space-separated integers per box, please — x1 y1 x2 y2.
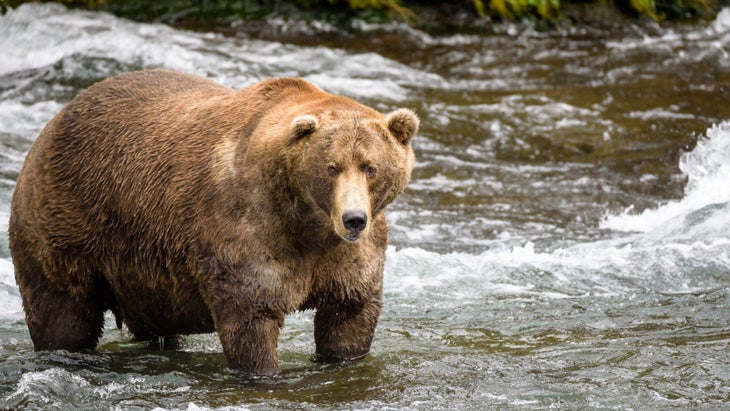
8 69 418 376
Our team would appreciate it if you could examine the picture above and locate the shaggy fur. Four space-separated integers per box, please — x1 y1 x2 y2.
9 69 418 375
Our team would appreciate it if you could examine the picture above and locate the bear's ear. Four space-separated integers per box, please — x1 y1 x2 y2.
386 108 419 146
290 115 318 141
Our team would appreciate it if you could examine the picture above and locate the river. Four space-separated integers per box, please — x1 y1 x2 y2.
0 3 729 409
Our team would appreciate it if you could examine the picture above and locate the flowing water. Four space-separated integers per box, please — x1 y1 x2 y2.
1 3 729 409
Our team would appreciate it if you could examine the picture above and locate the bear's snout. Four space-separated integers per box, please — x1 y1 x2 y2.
342 210 368 237
331 168 371 242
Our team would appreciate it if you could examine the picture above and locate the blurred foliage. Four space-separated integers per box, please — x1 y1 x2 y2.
1 0 723 22
486 0 560 19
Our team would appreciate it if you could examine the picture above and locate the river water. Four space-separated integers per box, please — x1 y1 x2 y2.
1 3 729 409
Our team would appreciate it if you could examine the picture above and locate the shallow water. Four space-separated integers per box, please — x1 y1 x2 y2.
0 4 729 410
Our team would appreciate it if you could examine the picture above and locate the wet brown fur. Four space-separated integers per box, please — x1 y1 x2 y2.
8 69 418 375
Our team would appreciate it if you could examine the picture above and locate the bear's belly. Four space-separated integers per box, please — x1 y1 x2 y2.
113 282 215 338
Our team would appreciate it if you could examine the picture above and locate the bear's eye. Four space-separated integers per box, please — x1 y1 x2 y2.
327 165 339 176
364 165 377 178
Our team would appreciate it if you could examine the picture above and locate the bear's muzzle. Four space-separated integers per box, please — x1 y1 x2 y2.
342 209 368 241
332 169 371 242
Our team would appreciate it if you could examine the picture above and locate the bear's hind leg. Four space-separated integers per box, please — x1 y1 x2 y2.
13 247 104 351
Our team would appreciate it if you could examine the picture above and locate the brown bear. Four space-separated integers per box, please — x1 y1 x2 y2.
8 69 418 376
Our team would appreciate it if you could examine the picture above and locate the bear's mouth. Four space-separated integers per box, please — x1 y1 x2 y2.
341 231 362 243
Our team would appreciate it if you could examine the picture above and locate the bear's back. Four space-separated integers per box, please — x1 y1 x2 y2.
12 70 238 254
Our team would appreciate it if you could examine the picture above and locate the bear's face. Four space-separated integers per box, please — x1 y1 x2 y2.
289 108 418 243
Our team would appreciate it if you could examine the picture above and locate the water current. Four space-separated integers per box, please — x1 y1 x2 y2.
0 3 729 409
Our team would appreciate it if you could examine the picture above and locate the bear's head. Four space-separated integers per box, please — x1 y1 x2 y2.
287 107 418 243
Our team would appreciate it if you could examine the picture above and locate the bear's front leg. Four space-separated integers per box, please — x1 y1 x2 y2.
216 312 283 375
314 294 383 362
203 274 284 376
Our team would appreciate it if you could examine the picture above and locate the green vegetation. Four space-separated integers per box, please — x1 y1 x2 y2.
2 0 725 25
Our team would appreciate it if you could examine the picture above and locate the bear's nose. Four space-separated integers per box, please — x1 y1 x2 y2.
342 210 368 233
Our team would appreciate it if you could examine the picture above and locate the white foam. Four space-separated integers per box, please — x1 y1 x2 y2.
0 100 64 145
384 223 730 303
4 368 200 408
601 121 730 233
0 258 22 321
4 368 90 405
627 107 696 120
151 403 251 411
384 242 614 299
710 8 730 33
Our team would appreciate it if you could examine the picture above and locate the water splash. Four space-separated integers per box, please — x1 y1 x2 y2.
385 121 730 301
601 121 730 234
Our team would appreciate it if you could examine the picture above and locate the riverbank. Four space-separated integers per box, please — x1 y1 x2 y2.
3 0 729 33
